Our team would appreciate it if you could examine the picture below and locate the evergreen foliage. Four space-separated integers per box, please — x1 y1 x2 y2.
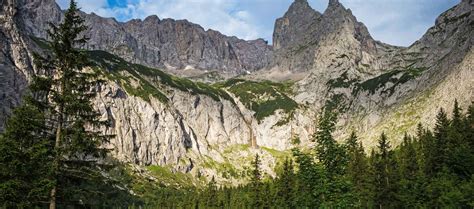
0 1 116 207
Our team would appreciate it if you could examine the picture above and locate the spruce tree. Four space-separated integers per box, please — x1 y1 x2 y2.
205 176 218 207
373 133 397 208
276 157 295 208
292 149 326 208
345 132 370 207
32 1 111 207
313 109 353 207
0 102 53 207
314 109 347 178
447 101 474 179
466 102 474 148
250 154 263 208
397 133 421 207
433 108 450 173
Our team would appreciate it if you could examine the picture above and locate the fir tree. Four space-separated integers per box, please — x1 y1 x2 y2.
373 133 397 208
31 1 111 207
292 149 326 208
345 132 371 207
313 109 354 207
433 108 450 173
466 102 474 148
250 154 263 208
397 133 421 207
0 103 53 207
447 101 474 179
314 109 347 178
205 176 218 207
276 157 295 208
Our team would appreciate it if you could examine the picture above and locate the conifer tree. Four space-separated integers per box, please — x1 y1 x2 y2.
447 101 473 179
373 133 397 208
0 103 53 207
397 133 421 207
250 154 263 208
276 157 295 208
292 149 326 208
314 109 347 178
31 1 111 208
205 176 218 207
466 102 474 148
345 132 370 207
433 108 450 173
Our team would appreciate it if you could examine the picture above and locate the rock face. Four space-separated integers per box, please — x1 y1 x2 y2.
20 0 272 76
0 0 35 131
288 0 474 146
0 0 472 183
268 0 379 74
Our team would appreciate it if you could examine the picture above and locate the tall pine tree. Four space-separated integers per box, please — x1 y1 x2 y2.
397 133 422 207
250 154 263 208
276 157 295 208
0 102 53 207
373 133 398 208
433 108 450 173
32 1 111 207
314 109 347 178
346 131 371 208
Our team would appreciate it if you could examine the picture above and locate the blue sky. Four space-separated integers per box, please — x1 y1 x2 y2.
56 0 459 46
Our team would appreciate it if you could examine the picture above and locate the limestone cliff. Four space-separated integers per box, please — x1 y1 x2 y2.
20 0 272 77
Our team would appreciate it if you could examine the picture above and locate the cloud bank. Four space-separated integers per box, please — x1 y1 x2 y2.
56 0 459 46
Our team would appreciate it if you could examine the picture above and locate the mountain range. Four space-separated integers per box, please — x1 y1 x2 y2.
0 0 472 183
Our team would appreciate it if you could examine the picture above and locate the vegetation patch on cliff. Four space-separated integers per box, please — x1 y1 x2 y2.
353 67 426 96
327 71 358 89
216 79 298 122
87 50 234 104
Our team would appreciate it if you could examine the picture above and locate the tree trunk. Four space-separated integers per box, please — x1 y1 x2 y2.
49 104 64 209
49 186 57 209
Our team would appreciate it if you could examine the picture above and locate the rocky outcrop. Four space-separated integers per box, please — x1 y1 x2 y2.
290 0 473 146
0 0 36 130
19 0 272 76
267 0 381 75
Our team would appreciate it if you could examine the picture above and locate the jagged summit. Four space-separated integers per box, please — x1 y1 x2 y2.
328 0 341 7
286 0 317 14
269 0 377 74
324 0 349 15
273 0 321 50
143 15 160 23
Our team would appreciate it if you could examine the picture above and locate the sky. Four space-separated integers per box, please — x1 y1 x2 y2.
56 0 459 46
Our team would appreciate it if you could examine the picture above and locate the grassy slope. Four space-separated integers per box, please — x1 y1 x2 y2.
87 50 234 104
216 79 299 122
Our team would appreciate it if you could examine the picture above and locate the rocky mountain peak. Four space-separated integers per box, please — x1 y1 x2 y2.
144 15 160 22
328 0 341 7
269 0 377 74
285 0 320 18
324 0 351 18
287 0 313 13
272 0 322 50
